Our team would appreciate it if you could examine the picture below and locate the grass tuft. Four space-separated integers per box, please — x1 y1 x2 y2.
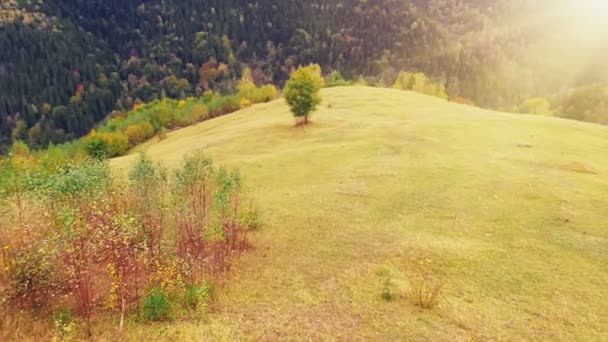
406 266 444 310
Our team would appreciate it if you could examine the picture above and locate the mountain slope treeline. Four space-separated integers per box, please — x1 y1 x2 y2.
0 0 605 153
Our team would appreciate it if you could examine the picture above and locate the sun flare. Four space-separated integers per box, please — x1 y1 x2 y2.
571 0 608 22
584 0 608 14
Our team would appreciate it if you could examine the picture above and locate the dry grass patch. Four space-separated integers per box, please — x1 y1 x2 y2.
560 161 598 174
406 263 445 310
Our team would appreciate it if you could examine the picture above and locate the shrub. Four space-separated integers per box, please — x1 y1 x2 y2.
284 64 324 125
9 161 113 336
82 135 109 159
239 205 262 231
377 266 398 302
129 154 167 258
325 70 350 87
190 103 210 123
51 307 76 338
393 71 417 90
82 131 129 159
202 90 216 103
172 152 249 277
240 84 279 107
125 121 156 145
237 67 256 101
240 98 252 109
0 149 258 332
35 142 86 173
143 288 171 321
170 103 209 127
184 282 213 310
83 90 268 154
8 141 34 168
260 85 279 102
172 152 216 268
208 95 240 117
393 71 448 100
249 85 279 103
381 278 398 302
407 266 444 309
238 68 278 105
151 100 175 129
3 243 53 308
559 84 608 123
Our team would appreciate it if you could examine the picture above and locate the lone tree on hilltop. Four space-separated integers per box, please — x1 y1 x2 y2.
283 64 324 125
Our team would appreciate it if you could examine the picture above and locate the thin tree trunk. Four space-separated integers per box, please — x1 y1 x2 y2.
120 297 125 330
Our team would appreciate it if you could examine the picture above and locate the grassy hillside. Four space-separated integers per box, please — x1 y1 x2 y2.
112 86 608 340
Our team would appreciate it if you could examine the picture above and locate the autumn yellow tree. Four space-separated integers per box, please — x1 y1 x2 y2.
283 64 324 125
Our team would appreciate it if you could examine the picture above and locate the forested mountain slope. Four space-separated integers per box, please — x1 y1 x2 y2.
0 0 606 152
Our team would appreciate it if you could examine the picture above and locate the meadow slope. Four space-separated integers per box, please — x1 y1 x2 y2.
112 86 608 340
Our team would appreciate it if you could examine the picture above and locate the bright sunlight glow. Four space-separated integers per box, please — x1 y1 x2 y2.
546 0 608 38
584 0 608 15
567 0 608 22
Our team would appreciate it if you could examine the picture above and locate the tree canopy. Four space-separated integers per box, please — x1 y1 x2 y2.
284 64 324 124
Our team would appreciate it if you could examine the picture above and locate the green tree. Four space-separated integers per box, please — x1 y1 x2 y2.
283 64 324 125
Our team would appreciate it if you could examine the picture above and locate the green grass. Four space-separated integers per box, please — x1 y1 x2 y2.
110 86 608 340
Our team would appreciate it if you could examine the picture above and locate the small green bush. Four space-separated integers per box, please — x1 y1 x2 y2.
239 205 262 231
143 288 171 321
170 102 209 127
202 90 216 103
6 246 53 307
184 282 214 310
208 95 240 117
82 135 110 159
393 71 448 100
82 131 129 159
325 70 350 87
51 307 76 338
381 278 398 302
251 85 279 103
